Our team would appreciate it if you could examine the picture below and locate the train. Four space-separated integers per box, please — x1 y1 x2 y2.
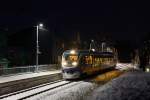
61 50 117 79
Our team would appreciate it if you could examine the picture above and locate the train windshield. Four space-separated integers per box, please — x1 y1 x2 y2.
64 54 78 62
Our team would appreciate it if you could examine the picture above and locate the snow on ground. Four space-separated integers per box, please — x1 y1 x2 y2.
2 63 143 100
0 70 61 83
25 81 97 100
115 63 139 70
24 63 136 100
86 71 150 100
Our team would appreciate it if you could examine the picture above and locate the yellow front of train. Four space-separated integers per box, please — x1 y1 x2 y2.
61 50 81 79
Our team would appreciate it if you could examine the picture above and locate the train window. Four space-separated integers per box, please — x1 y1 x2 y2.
92 56 104 67
69 55 78 61
65 55 78 62
81 55 93 65
93 57 100 67
99 58 102 64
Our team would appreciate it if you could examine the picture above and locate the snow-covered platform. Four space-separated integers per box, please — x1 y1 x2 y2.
0 70 62 96
0 70 61 84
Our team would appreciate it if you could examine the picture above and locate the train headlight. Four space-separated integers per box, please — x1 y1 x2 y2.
72 62 78 66
62 61 67 66
70 50 76 54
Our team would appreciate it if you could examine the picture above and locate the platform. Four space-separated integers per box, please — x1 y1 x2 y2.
0 70 62 95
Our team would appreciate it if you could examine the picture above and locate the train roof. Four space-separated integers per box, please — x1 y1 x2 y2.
63 50 114 55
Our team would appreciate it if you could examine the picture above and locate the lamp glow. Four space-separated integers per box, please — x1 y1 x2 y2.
91 49 95 52
39 23 43 27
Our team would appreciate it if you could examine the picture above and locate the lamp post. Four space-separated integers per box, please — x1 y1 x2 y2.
36 23 43 72
89 40 95 51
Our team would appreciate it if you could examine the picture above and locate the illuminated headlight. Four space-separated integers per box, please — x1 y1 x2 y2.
70 50 76 54
62 62 67 66
72 62 78 66
146 68 150 72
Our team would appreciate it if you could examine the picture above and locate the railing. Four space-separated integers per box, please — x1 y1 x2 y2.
0 64 60 76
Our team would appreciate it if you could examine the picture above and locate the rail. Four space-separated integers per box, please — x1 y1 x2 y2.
0 81 75 100
0 80 64 99
0 64 60 76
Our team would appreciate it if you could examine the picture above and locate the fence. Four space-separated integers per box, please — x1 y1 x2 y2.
0 64 60 76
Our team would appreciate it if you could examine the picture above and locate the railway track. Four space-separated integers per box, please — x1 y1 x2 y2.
0 80 80 100
0 73 62 96
0 80 63 99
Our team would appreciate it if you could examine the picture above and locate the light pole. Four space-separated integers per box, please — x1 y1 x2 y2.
36 23 43 72
101 42 106 52
89 40 95 51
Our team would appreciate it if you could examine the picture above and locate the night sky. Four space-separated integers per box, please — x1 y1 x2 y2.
0 0 150 65
0 0 150 45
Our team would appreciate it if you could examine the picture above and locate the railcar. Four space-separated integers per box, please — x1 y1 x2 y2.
61 50 117 79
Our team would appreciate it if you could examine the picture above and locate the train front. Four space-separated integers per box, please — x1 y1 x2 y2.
61 50 81 79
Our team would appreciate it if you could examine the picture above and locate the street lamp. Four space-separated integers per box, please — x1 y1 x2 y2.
35 23 43 72
39 23 43 28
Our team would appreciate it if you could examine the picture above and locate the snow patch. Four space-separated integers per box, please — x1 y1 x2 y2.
86 71 150 100
26 81 97 100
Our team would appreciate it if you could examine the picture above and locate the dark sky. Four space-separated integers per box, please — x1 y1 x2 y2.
0 0 149 43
